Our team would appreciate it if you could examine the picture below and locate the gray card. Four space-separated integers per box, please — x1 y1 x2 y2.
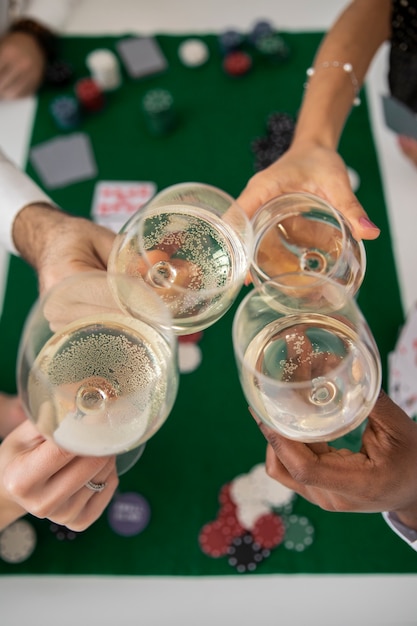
116 36 168 79
381 94 417 141
30 133 97 189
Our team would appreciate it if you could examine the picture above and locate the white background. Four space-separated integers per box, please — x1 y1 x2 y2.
1 1 417 624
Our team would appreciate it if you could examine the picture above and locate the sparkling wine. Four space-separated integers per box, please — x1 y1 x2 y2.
241 313 380 442
109 205 249 333
26 313 178 455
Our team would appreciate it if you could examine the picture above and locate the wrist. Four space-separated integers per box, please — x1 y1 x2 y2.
12 202 64 271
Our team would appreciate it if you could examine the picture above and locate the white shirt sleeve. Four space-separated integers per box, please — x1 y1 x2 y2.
0 149 54 255
18 0 80 32
382 511 417 551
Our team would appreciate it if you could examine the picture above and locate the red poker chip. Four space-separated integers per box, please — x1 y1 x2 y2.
252 512 285 549
178 331 204 344
223 51 252 76
218 482 235 507
198 520 233 557
217 508 245 537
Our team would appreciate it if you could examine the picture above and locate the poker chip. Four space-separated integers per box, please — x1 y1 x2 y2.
252 512 285 549
49 523 78 541
283 514 315 552
236 499 271 531
248 19 274 46
249 463 296 508
227 533 270 573
178 342 202 373
218 29 244 55
0 519 36 563
229 472 256 505
86 48 122 91
142 88 176 136
223 51 252 77
347 166 360 192
255 33 290 63
178 331 203 344
107 492 151 536
49 95 81 130
75 77 105 112
44 59 74 87
251 111 295 171
178 38 209 67
199 520 233 557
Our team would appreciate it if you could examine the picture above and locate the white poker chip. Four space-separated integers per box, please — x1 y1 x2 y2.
86 48 121 90
229 472 257 506
0 519 36 563
178 343 202 373
178 38 209 67
249 463 295 508
347 166 360 192
236 500 271 530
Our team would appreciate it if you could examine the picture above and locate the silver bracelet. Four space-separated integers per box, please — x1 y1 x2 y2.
305 61 361 106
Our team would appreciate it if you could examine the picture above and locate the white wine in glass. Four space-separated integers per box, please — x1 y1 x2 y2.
233 273 381 443
250 192 366 297
17 271 179 459
108 182 253 335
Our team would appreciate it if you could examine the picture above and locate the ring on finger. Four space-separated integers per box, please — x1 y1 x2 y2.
85 480 107 493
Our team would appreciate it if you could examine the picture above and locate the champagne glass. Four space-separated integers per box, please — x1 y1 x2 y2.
250 192 366 297
107 182 253 335
232 272 381 443
16 271 179 466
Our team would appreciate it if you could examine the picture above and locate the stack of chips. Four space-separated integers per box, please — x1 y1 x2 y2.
86 48 122 91
44 59 74 87
223 50 252 76
255 33 290 64
251 111 296 171
218 29 244 55
248 19 274 46
75 77 105 112
142 88 176 136
49 95 81 130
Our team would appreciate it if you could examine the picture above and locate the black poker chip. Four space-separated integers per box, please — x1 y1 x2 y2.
49 523 78 541
251 111 295 171
227 533 270 573
44 59 75 87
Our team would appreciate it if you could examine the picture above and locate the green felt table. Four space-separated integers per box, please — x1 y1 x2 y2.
0 32 413 576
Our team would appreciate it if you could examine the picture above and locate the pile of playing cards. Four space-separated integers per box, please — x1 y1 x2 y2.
388 302 417 421
91 180 156 233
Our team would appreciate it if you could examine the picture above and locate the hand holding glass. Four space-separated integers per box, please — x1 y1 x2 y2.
17 271 179 461
108 182 253 335
250 192 366 297
233 272 381 442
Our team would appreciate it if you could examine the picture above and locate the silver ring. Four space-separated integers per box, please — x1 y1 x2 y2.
85 480 107 493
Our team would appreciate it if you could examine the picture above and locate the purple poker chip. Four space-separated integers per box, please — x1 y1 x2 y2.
107 492 151 537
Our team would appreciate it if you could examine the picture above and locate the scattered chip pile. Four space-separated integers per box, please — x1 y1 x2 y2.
198 463 315 573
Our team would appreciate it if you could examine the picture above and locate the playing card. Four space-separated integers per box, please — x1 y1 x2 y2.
388 302 417 419
381 94 417 141
116 37 168 79
91 180 157 232
29 133 97 189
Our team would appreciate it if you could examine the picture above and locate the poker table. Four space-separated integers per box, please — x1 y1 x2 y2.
1 24 417 625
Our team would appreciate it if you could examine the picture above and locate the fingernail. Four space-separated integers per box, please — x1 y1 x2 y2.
359 216 380 231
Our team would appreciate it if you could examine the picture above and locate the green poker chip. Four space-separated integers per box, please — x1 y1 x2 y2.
255 34 290 62
283 514 315 552
142 88 176 135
